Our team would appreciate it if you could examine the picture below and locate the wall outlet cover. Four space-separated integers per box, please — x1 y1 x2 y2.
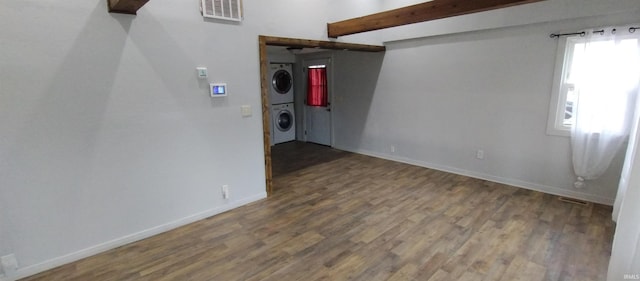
222 185 230 199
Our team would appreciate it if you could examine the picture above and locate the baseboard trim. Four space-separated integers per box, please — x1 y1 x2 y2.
336 145 614 206
1 146 614 281
1 192 267 281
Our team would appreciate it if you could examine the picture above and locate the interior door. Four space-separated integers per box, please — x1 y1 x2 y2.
304 58 332 146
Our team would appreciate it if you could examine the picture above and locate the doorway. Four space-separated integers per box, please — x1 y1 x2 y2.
258 36 385 195
303 58 332 146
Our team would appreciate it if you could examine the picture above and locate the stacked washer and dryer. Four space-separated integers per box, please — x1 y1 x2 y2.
269 63 296 145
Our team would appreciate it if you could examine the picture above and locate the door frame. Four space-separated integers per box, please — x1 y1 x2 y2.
258 36 385 196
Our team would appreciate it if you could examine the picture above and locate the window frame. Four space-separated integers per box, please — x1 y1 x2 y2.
547 29 640 137
546 35 581 137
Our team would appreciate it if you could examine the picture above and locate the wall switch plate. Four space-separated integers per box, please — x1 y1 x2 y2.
1 254 18 275
240 105 252 117
476 149 484 160
196 67 208 79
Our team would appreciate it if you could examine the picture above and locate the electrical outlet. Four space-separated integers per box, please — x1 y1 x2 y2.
222 185 229 199
1 254 18 275
390 145 396 153
476 149 484 160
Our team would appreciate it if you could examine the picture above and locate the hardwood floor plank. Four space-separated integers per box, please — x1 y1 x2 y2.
21 142 614 281
386 263 419 281
427 269 451 281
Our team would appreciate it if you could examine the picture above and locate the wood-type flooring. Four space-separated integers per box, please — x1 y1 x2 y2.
21 142 614 281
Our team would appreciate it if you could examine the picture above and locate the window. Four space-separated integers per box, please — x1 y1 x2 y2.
546 36 583 136
547 30 640 136
307 65 328 107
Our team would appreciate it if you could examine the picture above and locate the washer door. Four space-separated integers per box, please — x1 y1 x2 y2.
276 110 293 132
272 69 292 94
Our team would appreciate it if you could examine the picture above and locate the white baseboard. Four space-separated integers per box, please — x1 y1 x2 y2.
335 145 614 206
1 192 267 281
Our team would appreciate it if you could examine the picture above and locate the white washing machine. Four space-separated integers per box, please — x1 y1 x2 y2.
269 63 294 105
272 103 295 145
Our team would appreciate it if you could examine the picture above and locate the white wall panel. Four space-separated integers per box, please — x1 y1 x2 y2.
0 0 380 279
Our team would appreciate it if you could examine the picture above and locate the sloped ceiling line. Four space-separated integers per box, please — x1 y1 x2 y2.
327 0 546 38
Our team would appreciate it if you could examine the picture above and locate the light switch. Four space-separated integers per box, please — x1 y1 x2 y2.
241 105 252 117
196 67 208 79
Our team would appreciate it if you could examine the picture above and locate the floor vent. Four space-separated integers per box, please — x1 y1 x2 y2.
558 196 590 206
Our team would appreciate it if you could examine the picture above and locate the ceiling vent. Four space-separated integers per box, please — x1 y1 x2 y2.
201 0 243 22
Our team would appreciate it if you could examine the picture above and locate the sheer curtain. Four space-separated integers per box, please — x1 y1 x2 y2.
571 28 640 189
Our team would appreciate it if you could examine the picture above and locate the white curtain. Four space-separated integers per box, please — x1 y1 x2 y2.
608 111 640 279
571 28 640 188
613 94 640 221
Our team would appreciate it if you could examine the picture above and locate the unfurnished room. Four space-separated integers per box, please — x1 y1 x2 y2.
2 0 640 280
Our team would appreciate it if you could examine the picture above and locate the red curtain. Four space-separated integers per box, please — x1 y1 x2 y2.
307 68 327 107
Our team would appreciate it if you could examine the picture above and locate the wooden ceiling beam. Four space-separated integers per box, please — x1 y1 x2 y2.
261 36 386 52
108 0 150 15
327 0 546 38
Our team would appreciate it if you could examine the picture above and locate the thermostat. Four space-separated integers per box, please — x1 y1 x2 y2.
210 83 227 97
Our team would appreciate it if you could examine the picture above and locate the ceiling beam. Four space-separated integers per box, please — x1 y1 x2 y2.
327 0 546 38
108 0 150 15
261 36 386 52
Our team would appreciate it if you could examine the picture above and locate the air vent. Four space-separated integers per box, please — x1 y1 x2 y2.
201 0 242 22
558 196 590 206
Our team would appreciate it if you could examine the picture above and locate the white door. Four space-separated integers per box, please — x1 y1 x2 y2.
304 58 332 146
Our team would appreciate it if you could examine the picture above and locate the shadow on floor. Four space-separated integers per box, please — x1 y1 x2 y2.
271 141 350 178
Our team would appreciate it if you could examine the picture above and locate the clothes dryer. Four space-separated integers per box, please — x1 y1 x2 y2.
269 63 294 105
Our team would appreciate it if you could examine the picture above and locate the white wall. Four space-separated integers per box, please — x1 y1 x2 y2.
267 47 296 64
330 3 640 204
3 0 640 279
332 51 386 148
0 0 378 279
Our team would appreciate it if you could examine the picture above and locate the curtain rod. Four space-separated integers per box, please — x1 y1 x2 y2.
549 31 585 38
551 26 640 39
